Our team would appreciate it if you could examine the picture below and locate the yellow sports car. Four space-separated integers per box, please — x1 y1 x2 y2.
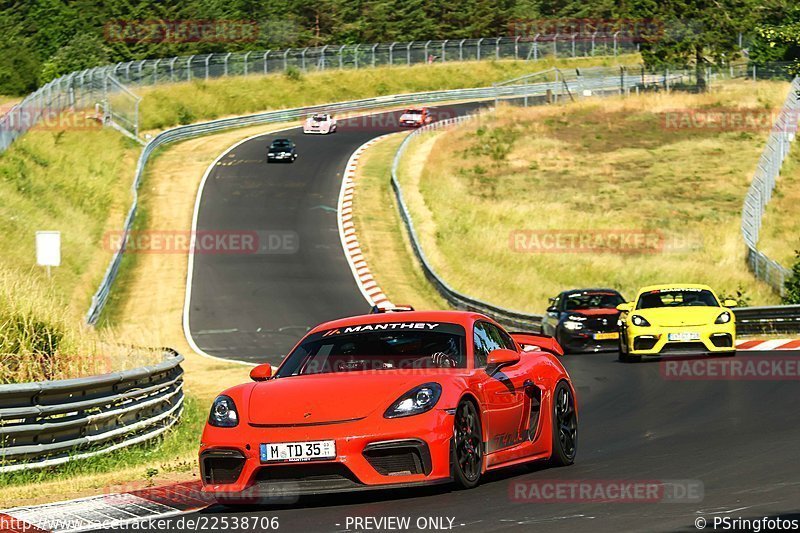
616 284 738 362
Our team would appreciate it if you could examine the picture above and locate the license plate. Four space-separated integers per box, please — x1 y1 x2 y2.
668 332 700 342
260 440 336 463
594 332 619 340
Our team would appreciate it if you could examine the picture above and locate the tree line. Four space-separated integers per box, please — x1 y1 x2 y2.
0 0 797 95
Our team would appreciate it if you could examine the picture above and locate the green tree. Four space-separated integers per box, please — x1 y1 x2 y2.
635 0 756 90
39 33 111 83
751 3 800 75
784 250 800 304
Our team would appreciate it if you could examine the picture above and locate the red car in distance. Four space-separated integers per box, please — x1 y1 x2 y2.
398 107 433 127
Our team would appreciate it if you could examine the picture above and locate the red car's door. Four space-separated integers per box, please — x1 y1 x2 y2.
473 321 529 453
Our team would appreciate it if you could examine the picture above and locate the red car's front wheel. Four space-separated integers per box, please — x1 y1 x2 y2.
451 400 483 489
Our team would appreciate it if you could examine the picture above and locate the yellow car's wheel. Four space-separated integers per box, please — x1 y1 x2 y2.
618 330 641 363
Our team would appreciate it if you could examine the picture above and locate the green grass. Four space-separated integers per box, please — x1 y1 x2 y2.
138 56 642 131
0 125 163 383
759 143 800 268
389 80 790 312
352 135 448 309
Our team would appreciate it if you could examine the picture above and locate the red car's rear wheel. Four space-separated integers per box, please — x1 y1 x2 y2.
550 381 577 466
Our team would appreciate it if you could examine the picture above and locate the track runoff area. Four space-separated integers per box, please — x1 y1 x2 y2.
5 104 798 533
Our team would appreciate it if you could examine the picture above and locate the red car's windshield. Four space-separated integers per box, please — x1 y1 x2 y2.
276 322 467 377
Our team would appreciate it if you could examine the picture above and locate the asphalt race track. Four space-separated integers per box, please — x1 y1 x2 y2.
186 103 483 362
166 350 800 532
183 104 800 531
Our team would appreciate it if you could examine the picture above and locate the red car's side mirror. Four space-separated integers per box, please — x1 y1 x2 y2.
486 348 521 373
250 363 273 381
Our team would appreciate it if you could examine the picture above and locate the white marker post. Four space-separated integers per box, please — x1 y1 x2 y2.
35 231 61 278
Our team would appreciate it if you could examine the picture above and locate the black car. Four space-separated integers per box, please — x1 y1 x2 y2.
267 138 298 163
541 289 626 354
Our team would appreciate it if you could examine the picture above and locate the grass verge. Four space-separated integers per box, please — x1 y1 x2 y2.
351 134 447 310
0 126 168 383
388 80 790 312
138 56 641 131
758 143 800 269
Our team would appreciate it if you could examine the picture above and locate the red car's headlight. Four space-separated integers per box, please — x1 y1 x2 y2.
209 395 239 427
384 383 442 419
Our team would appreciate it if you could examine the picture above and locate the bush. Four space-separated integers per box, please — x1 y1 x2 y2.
284 66 303 82
783 250 800 304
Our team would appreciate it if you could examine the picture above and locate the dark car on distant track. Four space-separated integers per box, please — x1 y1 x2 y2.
541 289 626 354
267 138 298 163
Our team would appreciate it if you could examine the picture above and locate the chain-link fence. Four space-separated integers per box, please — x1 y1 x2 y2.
741 77 800 296
0 34 643 155
104 76 141 140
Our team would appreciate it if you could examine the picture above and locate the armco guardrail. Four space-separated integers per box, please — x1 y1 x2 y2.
0 350 183 473
740 76 800 295
86 68 666 325
390 76 800 334
733 305 800 335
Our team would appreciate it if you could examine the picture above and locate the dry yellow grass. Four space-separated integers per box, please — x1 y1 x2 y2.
393 80 790 312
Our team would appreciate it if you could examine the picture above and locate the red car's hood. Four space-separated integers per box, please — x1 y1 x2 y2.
567 308 619 317
247 373 423 425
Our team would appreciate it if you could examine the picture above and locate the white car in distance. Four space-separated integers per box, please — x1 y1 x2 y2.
303 113 337 134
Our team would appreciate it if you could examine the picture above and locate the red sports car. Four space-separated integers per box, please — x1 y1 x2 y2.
398 107 433 127
199 310 577 503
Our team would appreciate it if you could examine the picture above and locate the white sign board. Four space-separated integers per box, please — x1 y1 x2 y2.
36 231 61 267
